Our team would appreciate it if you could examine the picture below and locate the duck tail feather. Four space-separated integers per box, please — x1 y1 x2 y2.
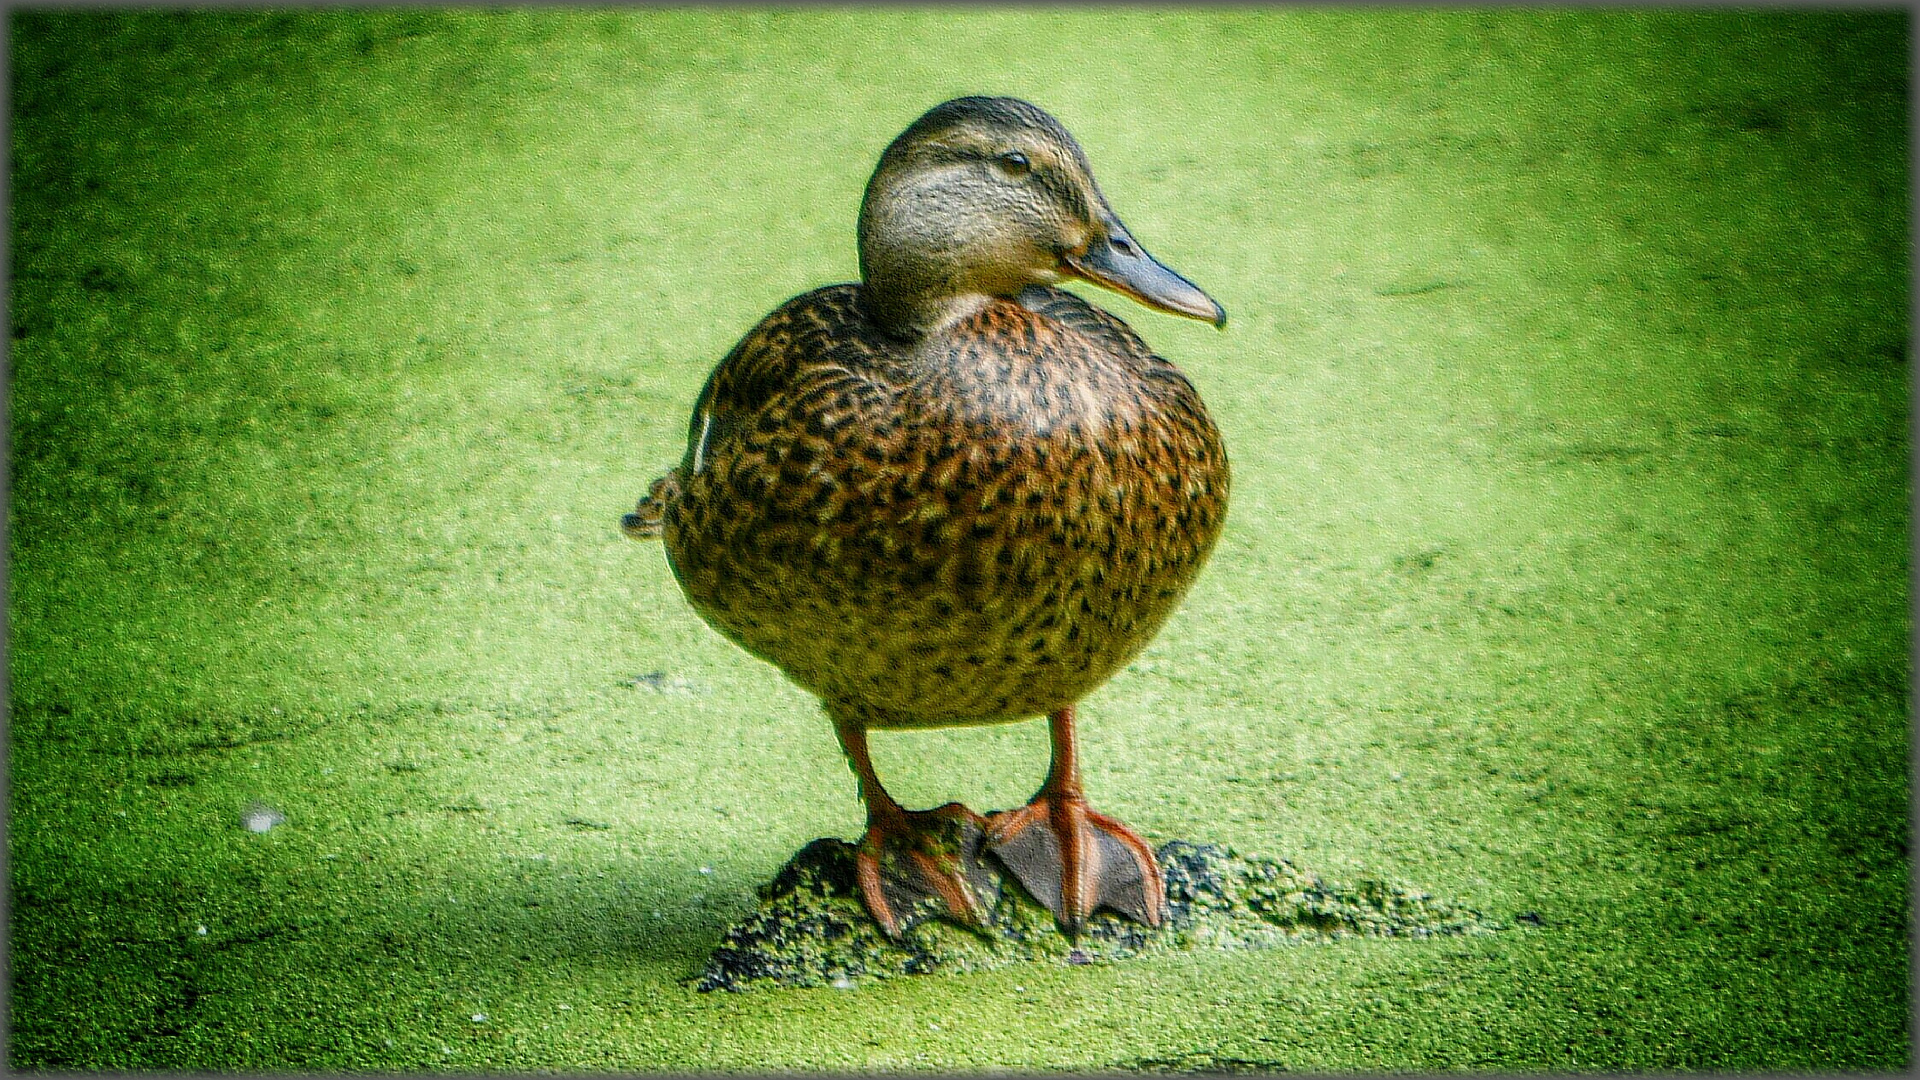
620 470 682 540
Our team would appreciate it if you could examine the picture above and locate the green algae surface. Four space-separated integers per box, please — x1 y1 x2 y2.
697 839 1498 992
9 8 1909 1072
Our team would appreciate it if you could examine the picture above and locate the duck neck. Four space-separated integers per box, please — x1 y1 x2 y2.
856 171 1022 339
857 277 993 340
856 228 971 339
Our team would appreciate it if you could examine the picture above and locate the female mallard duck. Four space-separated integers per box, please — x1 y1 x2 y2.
623 96 1229 939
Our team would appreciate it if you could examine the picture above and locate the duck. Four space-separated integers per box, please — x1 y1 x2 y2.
622 96 1229 939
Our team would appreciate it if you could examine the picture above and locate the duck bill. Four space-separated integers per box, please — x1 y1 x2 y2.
1065 218 1226 328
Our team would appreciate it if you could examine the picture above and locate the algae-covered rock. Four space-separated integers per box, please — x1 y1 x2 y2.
695 838 1498 991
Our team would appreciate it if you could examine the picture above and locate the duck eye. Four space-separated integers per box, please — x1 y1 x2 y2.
996 150 1031 177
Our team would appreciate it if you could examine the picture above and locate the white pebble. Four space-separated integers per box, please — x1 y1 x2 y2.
241 804 286 833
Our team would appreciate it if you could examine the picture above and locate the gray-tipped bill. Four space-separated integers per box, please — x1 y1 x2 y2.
1065 218 1226 329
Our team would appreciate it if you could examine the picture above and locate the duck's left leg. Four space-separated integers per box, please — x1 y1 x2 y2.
984 705 1168 936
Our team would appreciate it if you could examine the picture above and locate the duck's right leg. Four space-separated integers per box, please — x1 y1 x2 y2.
832 710 997 939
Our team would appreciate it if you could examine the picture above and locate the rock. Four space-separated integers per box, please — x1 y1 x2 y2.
693 838 1499 991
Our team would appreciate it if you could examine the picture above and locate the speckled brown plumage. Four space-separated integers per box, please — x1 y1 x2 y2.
623 97 1229 939
658 282 1227 727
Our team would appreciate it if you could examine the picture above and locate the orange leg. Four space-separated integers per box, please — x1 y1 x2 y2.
834 714 993 939
985 705 1167 936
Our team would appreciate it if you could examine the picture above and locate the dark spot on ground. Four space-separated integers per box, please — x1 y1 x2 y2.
78 265 128 293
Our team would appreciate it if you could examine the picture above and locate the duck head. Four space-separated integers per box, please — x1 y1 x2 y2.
856 96 1226 337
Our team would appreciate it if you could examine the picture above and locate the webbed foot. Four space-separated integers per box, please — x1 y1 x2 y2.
854 802 998 939
981 704 1166 937
985 791 1166 936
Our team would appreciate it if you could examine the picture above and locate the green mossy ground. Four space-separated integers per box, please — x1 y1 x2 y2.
8 8 1909 1072
696 839 1498 992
